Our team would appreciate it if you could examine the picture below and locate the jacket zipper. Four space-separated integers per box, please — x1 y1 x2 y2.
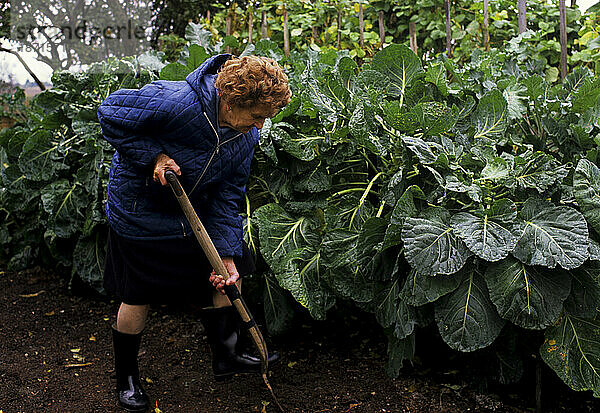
179 219 187 237
189 112 242 195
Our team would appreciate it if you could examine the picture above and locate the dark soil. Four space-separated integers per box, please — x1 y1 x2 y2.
1 268 599 413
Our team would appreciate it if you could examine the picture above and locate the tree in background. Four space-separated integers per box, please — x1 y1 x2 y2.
0 0 9 39
2 0 154 71
150 0 214 47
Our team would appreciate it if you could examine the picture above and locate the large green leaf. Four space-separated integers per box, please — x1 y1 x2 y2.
18 130 68 181
270 124 317 161
390 185 426 225
502 82 527 120
321 221 381 303
385 332 416 378
349 102 387 156
400 269 461 306
302 77 342 126
383 185 426 251
371 44 424 106
480 157 510 182
254 203 334 319
258 119 278 163
574 159 600 235
541 313 600 397
402 207 471 276
472 90 508 141
71 233 106 293
572 77 600 114
512 198 589 270
521 75 546 102
450 199 519 262
185 22 212 48
381 100 419 133
325 193 376 233
137 50 167 72
425 62 448 97
402 136 443 165
435 266 505 352
412 102 458 136
40 179 87 239
253 39 285 61
485 257 571 329
356 69 390 106
374 280 416 340
159 62 191 81
506 152 568 193
566 262 600 319
263 272 295 334
72 120 102 140
186 44 210 71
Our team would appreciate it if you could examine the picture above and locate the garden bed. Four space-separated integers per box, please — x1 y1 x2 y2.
1 268 599 412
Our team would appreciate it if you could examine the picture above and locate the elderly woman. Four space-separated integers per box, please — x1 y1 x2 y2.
97 54 291 412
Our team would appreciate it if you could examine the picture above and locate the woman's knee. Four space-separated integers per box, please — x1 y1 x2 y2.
116 303 150 334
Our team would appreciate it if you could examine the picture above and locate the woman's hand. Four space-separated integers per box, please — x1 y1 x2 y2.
153 153 181 185
209 257 239 294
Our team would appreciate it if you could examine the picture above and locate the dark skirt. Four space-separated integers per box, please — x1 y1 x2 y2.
104 228 256 306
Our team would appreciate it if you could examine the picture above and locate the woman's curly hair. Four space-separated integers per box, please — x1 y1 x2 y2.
215 56 291 109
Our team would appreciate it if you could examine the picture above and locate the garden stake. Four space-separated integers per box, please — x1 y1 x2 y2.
165 170 285 413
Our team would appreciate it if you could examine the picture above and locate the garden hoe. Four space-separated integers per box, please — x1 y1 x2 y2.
165 170 285 413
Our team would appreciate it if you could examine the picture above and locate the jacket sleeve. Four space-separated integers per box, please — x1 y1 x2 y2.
203 146 255 258
97 82 169 170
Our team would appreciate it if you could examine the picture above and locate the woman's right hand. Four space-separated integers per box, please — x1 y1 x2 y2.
153 153 181 186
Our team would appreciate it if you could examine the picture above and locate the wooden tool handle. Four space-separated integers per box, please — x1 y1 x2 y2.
165 170 282 410
165 170 229 280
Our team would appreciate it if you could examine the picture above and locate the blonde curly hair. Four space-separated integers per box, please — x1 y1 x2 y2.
215 55 291 109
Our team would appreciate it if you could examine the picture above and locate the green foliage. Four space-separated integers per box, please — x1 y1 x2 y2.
0 87 27 124
3 20 600 398
206 0 589 76
0 57 159 287
242 38 600 397
571 9 600 74
157 33 188 63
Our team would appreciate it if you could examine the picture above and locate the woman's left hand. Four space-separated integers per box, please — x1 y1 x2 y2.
209 257 239 294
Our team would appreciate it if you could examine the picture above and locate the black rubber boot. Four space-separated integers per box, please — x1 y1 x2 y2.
111 326 149 412
200 306 280 381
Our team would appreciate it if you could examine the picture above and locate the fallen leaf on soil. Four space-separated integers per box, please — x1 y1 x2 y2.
145 377 154 384
19 290 45 298
44 311 55 316
442 383 464 391
287 361 297 368
89 335 96 341
154 401 163 413
64 363 92 368
261 400 270 413
70 348 81 353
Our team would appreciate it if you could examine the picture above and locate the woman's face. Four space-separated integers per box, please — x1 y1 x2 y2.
221 103 277 134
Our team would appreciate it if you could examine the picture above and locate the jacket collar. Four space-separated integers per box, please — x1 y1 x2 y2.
185 54 241 141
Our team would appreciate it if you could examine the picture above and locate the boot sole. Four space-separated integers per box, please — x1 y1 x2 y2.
213 354 283 381
117 401 149 412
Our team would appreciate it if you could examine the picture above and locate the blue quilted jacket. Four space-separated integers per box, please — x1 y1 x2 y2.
97 54 258 258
